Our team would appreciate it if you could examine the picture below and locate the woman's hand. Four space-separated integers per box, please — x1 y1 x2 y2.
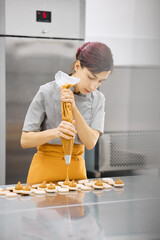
56 120 77 140
60 87 76 109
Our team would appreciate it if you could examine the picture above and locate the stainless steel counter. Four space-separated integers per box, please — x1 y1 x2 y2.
0 173 160 240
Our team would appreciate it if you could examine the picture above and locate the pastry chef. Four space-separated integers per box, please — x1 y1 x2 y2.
20 42 113 184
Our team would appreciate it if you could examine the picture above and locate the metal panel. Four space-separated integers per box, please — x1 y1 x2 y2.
100 67 160 132
1 0 85 39
0 0 5 35
5 37 83 184
99 132 160 172
0 37 6 185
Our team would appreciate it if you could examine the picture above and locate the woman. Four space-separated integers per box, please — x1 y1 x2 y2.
21 42 113 184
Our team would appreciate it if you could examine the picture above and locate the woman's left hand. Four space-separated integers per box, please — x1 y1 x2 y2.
60 87 76 109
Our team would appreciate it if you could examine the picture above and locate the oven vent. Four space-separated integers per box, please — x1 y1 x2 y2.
99 131 160 171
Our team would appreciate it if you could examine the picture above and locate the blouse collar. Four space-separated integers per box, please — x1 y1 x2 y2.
70 85 86 97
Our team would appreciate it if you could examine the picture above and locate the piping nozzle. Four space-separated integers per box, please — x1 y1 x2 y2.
65 155 71 165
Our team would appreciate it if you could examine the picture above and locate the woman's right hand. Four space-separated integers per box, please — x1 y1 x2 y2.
56 120 77 140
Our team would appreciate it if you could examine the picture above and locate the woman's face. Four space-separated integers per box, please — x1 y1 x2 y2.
72 61 111 95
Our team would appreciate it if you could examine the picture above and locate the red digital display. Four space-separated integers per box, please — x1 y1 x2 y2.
36 11 51 22
43 12 47 19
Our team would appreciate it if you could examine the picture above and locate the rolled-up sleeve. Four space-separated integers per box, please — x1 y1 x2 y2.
22 86 45 132
90 92 105 135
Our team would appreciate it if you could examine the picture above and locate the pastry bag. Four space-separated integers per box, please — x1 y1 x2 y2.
55 71 80 165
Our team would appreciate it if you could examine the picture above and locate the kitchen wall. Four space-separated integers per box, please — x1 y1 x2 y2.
85 0 160 174
85 0 160 66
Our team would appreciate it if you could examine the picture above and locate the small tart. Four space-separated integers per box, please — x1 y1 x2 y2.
115 178 123 184
23 185 31 191
93 180 104 189
95 179 103 186
15 181 23 190
114 178 124 188
46 183 57 193
39 181 47 189
21 185 32 195
68 180 77 191
47 182 56 190
69 180 77 188
63 179 70 185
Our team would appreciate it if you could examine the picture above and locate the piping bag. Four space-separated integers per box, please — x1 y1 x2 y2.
55 71 80 165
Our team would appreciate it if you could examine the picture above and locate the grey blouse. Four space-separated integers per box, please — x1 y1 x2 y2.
22 80 105 145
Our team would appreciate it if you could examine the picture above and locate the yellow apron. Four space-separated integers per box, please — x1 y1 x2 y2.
27 143 87 184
